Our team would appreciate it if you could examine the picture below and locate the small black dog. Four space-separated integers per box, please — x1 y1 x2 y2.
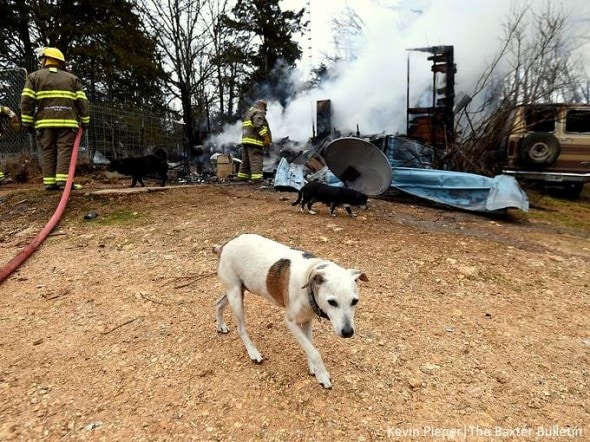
108 149 168 187
292 181 369 217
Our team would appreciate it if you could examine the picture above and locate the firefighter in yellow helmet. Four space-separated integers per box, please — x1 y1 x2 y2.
20 47 90 190
238 99 272 183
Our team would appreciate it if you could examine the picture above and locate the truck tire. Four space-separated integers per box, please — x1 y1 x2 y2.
519 133 560 167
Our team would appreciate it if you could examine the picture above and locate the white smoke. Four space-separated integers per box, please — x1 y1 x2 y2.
263 0 590 144
207 121 242 148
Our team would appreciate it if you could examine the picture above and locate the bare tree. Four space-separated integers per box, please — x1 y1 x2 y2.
449 1 590 175
140 0 306 147
203 0 251 123
323 6 365 64
139 0 216 149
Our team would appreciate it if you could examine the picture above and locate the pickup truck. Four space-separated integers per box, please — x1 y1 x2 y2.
502 103 590 196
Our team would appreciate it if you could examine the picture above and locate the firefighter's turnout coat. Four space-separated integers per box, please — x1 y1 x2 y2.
20 66 90 188
238 104 272 181
241 105 271 148
20 67 90 130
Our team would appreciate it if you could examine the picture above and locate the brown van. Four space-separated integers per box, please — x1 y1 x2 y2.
502 103 590 196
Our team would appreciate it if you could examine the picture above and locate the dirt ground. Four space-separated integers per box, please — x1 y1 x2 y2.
0 175 589 441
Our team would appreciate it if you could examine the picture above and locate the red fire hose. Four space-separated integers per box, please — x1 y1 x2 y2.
0 128 84 284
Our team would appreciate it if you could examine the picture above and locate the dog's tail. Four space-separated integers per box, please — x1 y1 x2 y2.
291 188 303 206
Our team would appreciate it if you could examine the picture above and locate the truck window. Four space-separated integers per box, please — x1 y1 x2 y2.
565 109 590 133
524 106 556 132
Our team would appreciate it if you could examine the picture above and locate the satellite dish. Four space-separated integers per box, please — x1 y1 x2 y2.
323 137 393 196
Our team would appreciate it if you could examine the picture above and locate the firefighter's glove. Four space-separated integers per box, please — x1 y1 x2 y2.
263 134 271 148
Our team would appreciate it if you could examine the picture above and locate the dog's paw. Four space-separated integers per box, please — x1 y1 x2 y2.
248 351 263 364
316 371 332 389
216 324 230 334
311 364 332 388
307 210 317 215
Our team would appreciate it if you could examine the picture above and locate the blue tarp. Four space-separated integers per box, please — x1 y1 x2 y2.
273 157 306 191
391 167 529 212
384 136 529 212
274 158 343 191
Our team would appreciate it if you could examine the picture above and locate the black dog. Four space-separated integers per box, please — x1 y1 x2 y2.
109 149 168 187
291 181 369 217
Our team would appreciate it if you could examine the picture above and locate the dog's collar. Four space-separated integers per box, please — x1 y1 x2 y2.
307 284 329 320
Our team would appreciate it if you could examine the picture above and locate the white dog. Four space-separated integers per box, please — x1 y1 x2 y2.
213 233 368 388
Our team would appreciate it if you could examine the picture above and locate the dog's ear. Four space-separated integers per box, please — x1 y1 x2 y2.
301 270 325 289
212 243 223 257
349 269 368 282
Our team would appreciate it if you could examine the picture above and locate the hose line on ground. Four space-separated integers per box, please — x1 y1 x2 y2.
0 128 84 285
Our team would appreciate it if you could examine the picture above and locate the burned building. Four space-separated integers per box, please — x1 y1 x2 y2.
406 45 456 152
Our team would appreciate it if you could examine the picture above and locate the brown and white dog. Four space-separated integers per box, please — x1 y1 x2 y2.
213 233 368 388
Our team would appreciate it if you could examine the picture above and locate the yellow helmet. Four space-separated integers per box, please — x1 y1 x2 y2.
41 47 65 63
255 99 267 111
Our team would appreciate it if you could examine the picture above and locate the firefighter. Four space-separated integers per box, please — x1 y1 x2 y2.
0 105 19 184
238 99 272 183
20 47 90 190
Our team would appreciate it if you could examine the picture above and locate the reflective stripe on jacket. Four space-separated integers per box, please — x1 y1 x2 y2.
241 106 271 147
20 67 90 129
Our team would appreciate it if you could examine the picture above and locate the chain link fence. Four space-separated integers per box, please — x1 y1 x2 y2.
0 68 186 168
0 68 30 156
88 103 185 165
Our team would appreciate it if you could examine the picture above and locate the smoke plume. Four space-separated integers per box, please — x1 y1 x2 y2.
264 0 590 144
